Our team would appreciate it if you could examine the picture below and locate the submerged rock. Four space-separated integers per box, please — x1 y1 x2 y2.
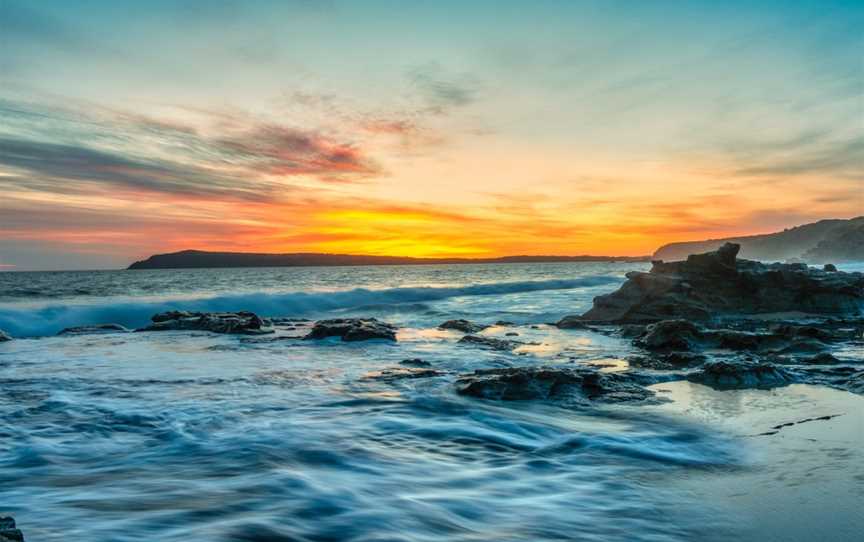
439 319 489 333
455 366 655 404
400 358 432 367
458 334 521 351
139 311 272 335
58 323 130 335
0 330 11 342
0 517 23 541
362 367 444 381
569 243 864 323
687 360 794 390
305 318 397 342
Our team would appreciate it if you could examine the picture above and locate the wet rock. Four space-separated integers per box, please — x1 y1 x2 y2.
635 319 703 350
305 318 397 342
140 311 272 335
439 319 489 333
58 323 130 335
505 332 519 336
0 330 11 342
795 352 842 364
824 263 838 272
556 315 593 329
569 243 864 323
495 320 516 326
628 352 706 370
458 334 521 351
362 367 444 381
400 358 432 367
455 366 655 404
0 517 23 542
619 324 647 338
687 360 794 390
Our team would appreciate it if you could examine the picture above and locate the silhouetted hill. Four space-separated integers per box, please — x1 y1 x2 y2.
653 217 864 263
128 250 650 270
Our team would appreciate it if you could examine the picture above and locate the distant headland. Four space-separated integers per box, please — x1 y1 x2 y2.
654 216 863 263
128 251 650 270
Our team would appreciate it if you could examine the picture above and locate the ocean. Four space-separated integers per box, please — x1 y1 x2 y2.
1 262 862 541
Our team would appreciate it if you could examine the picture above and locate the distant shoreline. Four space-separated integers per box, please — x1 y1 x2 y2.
128 250 651 270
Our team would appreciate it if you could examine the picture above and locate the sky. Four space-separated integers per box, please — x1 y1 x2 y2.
0 0 862 270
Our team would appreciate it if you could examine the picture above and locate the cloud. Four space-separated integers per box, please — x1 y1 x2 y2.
214 124 380 178
731 135 864 180
407 64 481 114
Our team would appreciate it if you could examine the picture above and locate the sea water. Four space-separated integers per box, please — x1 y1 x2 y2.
0 263 861 541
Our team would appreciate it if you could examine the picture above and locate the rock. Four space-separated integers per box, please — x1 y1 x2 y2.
0 330 11 342
569 243 864 323
455 366 654 404
824 263 838 272
304 318 397 342
505 332 519 336
628 352 706 370
795 353 841 364
687 360 794 390
362 367 444 381
495 320 516 326
439 319 489 333
400 358 431 367
457 334 521 351
58 323 130 335
0 517 23 542
556 315 593 329
635 319 703 350
139 311 272 335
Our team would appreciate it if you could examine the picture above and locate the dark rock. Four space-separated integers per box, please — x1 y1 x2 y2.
304 318 397 342
635 319 703 350
455 366 655 404
619 324 647 338
556 315 593 329
0 330 11 342
58 323 130 335
495 320 516 326
140 311 272 335
400 358 431 367
688 360 794 390
569 243 864 323
824 263 838 272
457 334 521 351
0 517 23 542
439 319 489 333
505 332 519 336
795 353 842 364
628 352 706 370
362 367 444 381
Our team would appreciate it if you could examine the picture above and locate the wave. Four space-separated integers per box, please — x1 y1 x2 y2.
0 276 621 337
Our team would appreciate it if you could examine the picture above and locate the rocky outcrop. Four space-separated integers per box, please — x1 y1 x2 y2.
138 311 272 335
687 360 794 390
439 319 489 333
0 330 11 342
632 319 837 354
58 323 130 335
455 366 654 404
304 318 397 342
0 517 23 541
567 243 863 324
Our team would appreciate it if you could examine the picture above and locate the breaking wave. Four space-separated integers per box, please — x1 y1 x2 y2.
0 276 620 337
